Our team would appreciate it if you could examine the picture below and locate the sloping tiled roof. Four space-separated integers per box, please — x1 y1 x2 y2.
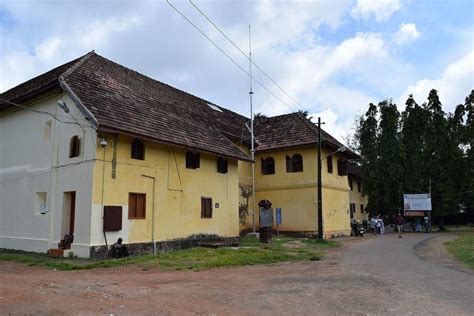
61 53 250 161
0 52 251 161
255 112 359 158
0 51 357 161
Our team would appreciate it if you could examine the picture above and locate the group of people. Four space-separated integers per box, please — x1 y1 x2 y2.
415 215 432 233
369 213 431 238
370 216 385 235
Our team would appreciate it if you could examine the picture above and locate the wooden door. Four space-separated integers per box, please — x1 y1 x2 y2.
69 191 76 236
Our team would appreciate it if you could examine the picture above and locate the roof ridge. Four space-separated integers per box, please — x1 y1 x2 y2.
295 111 321 139
59 50 95 80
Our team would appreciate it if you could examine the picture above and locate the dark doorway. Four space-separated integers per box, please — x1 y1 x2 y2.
69 191 76 236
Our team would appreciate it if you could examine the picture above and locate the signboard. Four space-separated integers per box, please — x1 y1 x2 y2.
405 210 425 217
259 207 273 228
403 194 432 211
276 208 282 225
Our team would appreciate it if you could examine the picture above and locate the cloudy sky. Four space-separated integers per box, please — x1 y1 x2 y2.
1 0 473 142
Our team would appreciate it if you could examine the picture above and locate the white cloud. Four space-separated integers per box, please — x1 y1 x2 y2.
79 16 142 47
309 108 359 145
35 37 62 60
351 0 402 22
393 23 420 45
399 51 474 111
1 0 471 143
0 14 143 92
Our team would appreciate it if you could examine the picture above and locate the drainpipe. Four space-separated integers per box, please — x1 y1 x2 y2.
101 142 109 256
142 174 156 255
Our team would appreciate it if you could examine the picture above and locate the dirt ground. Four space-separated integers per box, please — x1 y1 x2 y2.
1 234 473 315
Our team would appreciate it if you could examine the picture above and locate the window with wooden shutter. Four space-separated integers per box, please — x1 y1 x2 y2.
286 154 303 173
357 180 361 192
349 177 353 190
217 157 228 174
360 204 364 213
327 155 333 173
131 139 145 160
69 135 81 158
104 206 123 231
261 157 275 175
337 159 348 176
128 193 146 219
201 197 212 218
186 151 200 169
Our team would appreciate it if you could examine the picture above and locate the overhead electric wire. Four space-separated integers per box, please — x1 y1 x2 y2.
166 0 295 112
0 97 93 129
189 0 301 110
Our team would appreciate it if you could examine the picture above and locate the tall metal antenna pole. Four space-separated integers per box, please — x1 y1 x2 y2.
249 24 256 233
317 117 323 239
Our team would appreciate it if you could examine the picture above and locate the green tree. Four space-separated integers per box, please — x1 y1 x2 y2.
377 100 403 215
464 90 474 210
423 89 452 229
355 103 380 216
400 94 430 194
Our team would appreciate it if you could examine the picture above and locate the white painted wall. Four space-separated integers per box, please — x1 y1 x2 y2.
90 204 131 246
0 93 96 257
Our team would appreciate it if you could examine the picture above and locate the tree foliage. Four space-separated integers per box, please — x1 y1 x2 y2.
355 89 474 223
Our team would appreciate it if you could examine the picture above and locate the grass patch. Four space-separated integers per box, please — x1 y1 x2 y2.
0 236 338 271
445 232 474 270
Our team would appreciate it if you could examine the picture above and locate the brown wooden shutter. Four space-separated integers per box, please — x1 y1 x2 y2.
327 155 333 173
137 194 146 218
201 198 206 218
104 206 123 231
207 198 212 218
129 193 137 218
195 153 200 168
201 197 212 218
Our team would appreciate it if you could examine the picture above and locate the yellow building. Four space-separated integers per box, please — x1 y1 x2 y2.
348 163 368 223
239 113 359 238
1 51 361 258
0 52 250 257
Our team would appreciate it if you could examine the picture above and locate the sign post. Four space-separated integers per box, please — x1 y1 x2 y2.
276 208 282 237
403 194 432 216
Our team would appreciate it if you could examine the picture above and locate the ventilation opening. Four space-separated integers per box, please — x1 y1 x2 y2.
207 103 223 112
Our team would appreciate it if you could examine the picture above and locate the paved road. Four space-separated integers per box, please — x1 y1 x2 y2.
1 233 473 315
339 233 474 315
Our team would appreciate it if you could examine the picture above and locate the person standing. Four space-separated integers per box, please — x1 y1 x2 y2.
415 218 421 232
424 214 430 233
380 217 385 235
376 216 381 236
395 213 404 238
370 217 376 235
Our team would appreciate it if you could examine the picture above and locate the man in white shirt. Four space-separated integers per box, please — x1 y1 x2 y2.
424 215 430 233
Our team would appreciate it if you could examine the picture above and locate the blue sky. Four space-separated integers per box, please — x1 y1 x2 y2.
0 0 473 142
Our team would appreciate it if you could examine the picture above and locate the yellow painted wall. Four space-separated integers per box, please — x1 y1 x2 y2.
238 146 352 236
92 134 239 244
349 177 368 222
237 144 255 230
